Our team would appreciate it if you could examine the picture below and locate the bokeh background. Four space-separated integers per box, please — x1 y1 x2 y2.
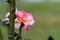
0 0 60 40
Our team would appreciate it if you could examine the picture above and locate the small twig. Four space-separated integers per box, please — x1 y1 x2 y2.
16 22 24 40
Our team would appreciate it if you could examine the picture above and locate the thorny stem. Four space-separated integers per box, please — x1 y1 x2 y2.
8 0 15 40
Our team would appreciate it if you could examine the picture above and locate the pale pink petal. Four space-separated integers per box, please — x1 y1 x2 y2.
24 24 30 31
29 20 35 25
15 8 19 14
5 12 10 18
15 23 21 30
25 14 33 21
24 13 35 25
4 18 9 21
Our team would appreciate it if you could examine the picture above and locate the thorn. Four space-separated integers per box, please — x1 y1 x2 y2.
11 8 14 13
14 32 18 37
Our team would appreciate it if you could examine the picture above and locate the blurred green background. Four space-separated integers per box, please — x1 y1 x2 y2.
0 0 60 40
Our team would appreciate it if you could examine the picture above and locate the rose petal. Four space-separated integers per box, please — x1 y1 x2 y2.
15 23 21 30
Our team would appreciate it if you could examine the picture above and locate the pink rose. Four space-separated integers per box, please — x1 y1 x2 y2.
15 10 35 31
5 8 35 31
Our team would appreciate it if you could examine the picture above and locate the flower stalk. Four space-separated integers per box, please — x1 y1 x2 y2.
16 22 24 40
